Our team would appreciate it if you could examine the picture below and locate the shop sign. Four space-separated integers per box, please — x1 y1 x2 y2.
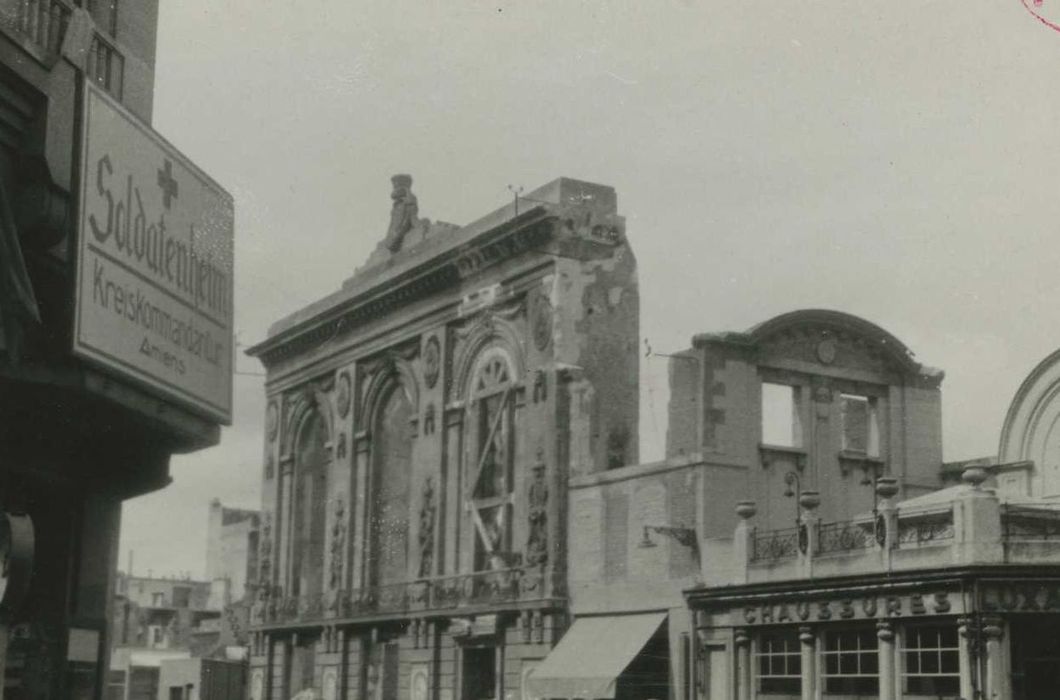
73 79 234 423
980 580 1060 613
742 591 960 625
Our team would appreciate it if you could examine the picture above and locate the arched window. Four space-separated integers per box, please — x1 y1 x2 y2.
370 383 414 587
466 347 516 572
291 411 328 598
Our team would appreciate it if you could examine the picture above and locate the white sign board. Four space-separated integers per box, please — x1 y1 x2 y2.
74 80 234 423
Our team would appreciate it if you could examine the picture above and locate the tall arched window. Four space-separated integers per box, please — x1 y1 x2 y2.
291 411 328 598
466 347 516 572
370 383 414 587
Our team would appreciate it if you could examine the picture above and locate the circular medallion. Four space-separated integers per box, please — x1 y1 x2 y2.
532 294 553 351
266 401 279 441
816 338 837 365
423 336 441 389
336 372 352 418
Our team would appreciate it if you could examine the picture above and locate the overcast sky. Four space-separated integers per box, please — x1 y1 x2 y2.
119 0 1060 579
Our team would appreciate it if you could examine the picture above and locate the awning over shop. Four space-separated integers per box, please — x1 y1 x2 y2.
527 612 666 699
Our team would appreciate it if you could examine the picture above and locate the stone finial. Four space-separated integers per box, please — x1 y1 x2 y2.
875 476 900 500
799 490 821 512
962 466 989 489
735 501 757 520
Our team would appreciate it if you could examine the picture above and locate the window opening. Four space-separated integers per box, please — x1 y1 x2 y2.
467 351 516 572
821 627 879 695
900 625 959 696
840 394 879 457
755 630 801 695
761 382 801 448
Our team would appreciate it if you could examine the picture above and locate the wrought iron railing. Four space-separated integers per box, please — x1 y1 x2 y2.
895 513 955 548
750 526 800 562
816 520 876 555
250 564 559 626
1002 507 1060 541
0 0 72 58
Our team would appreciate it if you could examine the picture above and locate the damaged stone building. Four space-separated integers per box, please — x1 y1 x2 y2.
246 176 1060 700
245 175 638 700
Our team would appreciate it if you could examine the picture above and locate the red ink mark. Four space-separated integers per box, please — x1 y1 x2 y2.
1022 0 1060 32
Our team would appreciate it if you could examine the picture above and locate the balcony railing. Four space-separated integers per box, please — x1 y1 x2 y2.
1002 506 1060 541
895 513 955 548
750 526 800 563
249 564 561 627
816 520 876 555
0 0 72 59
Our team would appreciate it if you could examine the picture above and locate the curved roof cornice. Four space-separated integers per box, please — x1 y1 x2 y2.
998 347 1060 463
693 308 940 379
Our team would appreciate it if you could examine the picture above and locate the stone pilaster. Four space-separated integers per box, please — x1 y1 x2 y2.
798 626 815 700
735 628 752 700
983 616 1008 700
876 620 895 700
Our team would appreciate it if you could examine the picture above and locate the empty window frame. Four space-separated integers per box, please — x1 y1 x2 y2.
761 383 802 448
900 624 960 697
755 629 801 695
840 394 879 457
821 627 879 695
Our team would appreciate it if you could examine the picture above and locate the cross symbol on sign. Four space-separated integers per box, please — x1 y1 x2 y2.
157 159 179 210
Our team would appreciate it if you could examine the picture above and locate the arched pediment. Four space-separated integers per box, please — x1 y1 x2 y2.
280 379 335 460
451 305 526 401
360 350 420 430
732 309 935 381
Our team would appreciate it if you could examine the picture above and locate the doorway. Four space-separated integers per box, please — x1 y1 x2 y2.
1012 617 1060 700
461 645 498 700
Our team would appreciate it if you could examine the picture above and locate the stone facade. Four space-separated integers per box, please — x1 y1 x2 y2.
246 176 639 700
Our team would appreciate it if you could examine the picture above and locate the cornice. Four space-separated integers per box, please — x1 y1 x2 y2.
247 209 556 368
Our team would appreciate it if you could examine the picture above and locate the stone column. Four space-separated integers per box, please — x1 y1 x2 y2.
735 628 752 700
957 617 976 700
877 621 896 700
798 626 815 700
983 616 1008 700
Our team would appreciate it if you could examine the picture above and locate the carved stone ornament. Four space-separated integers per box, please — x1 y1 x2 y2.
336 371 352 418
336 433 347 460
816 337 837 365
258 513 273 590
329 499 346 590
418 477 436 578
266 401 279 442
532 369 547 404
384 174 426 253
532 293 553 351
525 450 549 566
423 335 441 389
423 403 436 436
264 454 274 480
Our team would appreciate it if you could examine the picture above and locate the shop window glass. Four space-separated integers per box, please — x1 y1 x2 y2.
755 630 801 695
762 383 801 448
901 625 959 697
821 627 879 695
